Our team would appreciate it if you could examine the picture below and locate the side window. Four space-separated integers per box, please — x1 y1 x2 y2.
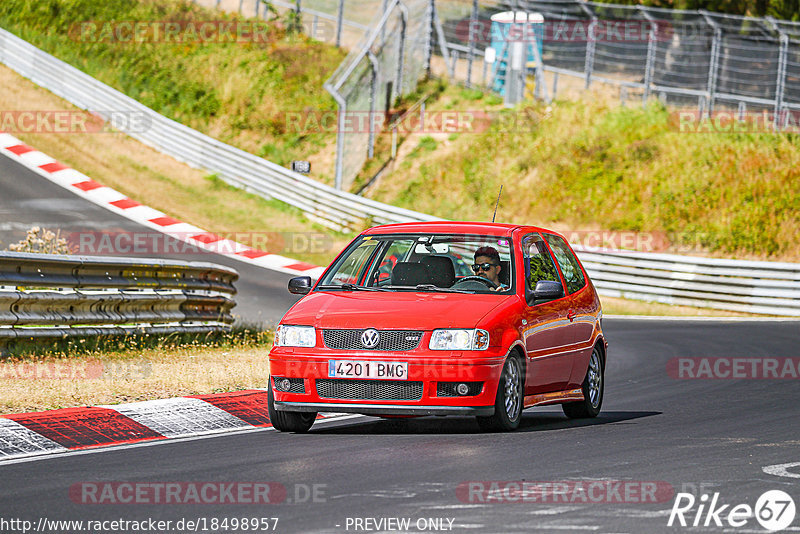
331 240 379 285
544 234 586 295
522 233 561 291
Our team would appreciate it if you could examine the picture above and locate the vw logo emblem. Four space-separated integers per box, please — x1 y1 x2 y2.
360 329 380 348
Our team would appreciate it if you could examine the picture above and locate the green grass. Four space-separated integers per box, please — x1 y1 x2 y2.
0 0 346 169
369 90 800 260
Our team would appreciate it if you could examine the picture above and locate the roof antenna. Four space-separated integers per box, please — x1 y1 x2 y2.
492 185 503 223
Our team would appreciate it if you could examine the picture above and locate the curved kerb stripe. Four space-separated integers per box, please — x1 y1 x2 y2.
0 131 326 279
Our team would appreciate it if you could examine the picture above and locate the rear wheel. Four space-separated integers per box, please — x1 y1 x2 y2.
267 381 316 433
477 354 524 432
563 346 604 419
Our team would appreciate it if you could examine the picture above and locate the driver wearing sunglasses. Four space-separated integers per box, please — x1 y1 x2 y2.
473 246 508 291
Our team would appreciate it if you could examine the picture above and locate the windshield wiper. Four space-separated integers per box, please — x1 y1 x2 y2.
381 284 471 293
316 284 389 292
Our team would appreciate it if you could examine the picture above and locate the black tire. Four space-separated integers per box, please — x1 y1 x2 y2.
563 345 604 419
268 381 316 433
476 353 524 432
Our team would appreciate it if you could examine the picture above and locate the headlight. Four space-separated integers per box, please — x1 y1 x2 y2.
275 325 316 347
429 329 490 350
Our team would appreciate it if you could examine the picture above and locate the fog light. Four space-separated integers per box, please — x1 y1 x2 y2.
456 383 470 396
275 378 292 392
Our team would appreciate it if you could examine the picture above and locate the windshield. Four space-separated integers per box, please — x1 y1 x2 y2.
317 233 514 293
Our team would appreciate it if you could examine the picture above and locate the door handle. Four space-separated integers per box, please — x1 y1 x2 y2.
567 310 576 322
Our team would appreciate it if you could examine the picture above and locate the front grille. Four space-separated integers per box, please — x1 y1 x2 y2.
322 329 423 351
437 382 483 397
272 376 305 393
316 379 423 400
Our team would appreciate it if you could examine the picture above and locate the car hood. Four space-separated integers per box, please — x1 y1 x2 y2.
281 291 507 330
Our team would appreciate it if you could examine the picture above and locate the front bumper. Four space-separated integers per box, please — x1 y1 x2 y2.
275 401 494 416
269 347 507 414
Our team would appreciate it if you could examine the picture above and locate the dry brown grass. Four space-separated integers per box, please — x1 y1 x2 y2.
0 344 272 415
600 296 756 317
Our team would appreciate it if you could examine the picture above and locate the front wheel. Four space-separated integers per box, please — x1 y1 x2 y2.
563 346 604 419
477 354 524 432
268 381 316 433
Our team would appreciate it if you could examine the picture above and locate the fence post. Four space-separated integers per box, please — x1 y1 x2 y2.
336 0 345 47
766 17 788 131
580 5 597 90
380 0 389 46
640 8 657 108
326 83 347 190
482 52 489 87
424 0 435 76
552 71 559 99
466 0 479 88
700 11 720 114
395 1 408 98
367 51 380 160
433 3 454 78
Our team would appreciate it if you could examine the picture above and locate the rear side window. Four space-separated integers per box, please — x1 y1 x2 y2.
544 234 586 295
522 233 561 290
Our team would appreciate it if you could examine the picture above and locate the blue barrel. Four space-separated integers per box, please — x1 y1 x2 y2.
490 11 544 94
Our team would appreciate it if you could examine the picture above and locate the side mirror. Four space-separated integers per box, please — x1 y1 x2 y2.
526 280 564 304
288 276 312 295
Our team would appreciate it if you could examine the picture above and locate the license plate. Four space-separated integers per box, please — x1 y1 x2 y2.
328 360 408 380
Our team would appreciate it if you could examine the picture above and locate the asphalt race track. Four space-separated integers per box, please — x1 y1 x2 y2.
0 153 302 326
2 153 800 532
0 319 798 532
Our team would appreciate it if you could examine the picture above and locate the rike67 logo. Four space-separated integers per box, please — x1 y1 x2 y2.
668 490 796 531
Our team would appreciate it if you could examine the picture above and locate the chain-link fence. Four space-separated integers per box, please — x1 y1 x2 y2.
197 0 800 188
324 0 438 189
442 1 800 115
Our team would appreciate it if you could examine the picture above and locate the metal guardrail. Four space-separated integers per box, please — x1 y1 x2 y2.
573 246 800 316
0 27 440 233
0 252 239 345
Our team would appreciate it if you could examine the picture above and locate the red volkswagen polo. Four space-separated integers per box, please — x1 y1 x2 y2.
268 222 607 432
